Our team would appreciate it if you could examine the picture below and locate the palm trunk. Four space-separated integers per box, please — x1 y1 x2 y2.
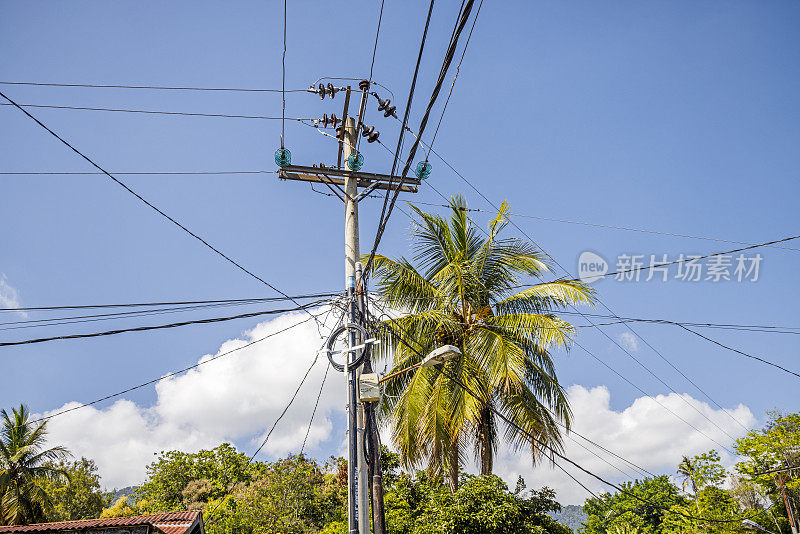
477 405 493 475
448 445 460 492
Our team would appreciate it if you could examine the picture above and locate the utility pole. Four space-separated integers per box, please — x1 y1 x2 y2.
277 79 420 534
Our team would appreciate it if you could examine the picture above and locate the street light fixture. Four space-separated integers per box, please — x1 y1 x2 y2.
743 519 779 534
419 345 461 367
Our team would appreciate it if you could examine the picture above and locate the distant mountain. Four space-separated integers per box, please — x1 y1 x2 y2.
549 504 587 533
106 486 139 503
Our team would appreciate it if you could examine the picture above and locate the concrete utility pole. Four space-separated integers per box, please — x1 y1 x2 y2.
277 80 421 534
342 114 370 534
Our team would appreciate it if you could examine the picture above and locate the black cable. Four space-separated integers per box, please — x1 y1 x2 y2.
0 302 325 347
677 325 800 380
366 0 438 283
427 0 482 155
410 139 779 434
204 339 326 526
300 362 331 455
367 0 386 84
28 311 323 424
377 317 754 524
409 201 800 253
0 90 322 327
0 101 311 121
364 0 477 281
281 0 287 146
0 81 307 92
0 170 275 176
0 293 340 313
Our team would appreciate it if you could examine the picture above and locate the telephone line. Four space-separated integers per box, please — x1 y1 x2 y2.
0 302 326 347
0 101 311 121
28 311 322 424
0 90 322 326
0 81 307 92
378 317 753 523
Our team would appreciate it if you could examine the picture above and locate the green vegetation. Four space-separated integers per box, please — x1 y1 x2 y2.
0 404 70 525
370 196 594 490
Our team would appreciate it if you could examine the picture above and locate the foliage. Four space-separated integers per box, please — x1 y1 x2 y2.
676 450 727 495
225 454 345 534
134 443 255 514
100 496 138 518
0 404 70 525
370 196 595 489
735 411 800 533
582 476 687 534
37 457 108 521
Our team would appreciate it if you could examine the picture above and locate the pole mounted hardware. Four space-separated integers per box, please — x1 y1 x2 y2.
313 113 341 129
359 123 380 143
308 82 341 99
326 323 375 372
370 92 398 119
278 164 421 194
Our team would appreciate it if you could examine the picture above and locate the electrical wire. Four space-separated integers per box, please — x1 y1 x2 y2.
427 0 483 156
364 0 477 281
281 0 287 146
376 317 755 523
677 325 800 380
408 202 800 253
28 310 324 424
0 293 340 312
366 0 438 282
300 362 331 455
204 336 328 526
0 101 311 121
0 81 307 92
0 90 323 327
0 301 326 347
0 170 276 176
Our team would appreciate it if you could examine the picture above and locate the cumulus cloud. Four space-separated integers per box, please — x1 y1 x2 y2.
0 274 27 317
43 307 347 489
618 332 638 351
491 385 755 504
39 307 755 500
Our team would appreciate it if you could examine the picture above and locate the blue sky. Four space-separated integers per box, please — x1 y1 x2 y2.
1 1 798 502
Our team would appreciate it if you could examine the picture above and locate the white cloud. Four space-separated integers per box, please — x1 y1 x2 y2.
491 385 755 504
39 307 756 502
0 274 27 317
43 306 347 489
618 332 638 351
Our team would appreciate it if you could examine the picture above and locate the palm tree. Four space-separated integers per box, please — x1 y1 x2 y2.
677 456 699 495
0 404 69 525
369 196 595 491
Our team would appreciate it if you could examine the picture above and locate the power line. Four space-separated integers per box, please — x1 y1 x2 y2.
29 311 323 424
0 101 311 121
0 170 275 176
0 81 307 92
365 0 438 282
0 302 326 347
365 0 477 280
301 362 331 455
377 317 753 523
0 90 322 326
0 293 340 312
203 339 327 526
427 0 483 155
281 0 287 145
677 325 800 380
411 201 800 253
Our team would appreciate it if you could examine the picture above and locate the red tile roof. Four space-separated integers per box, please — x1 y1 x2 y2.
0 511 203 534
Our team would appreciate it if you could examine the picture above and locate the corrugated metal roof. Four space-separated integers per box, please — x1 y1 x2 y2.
0 511 202 534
